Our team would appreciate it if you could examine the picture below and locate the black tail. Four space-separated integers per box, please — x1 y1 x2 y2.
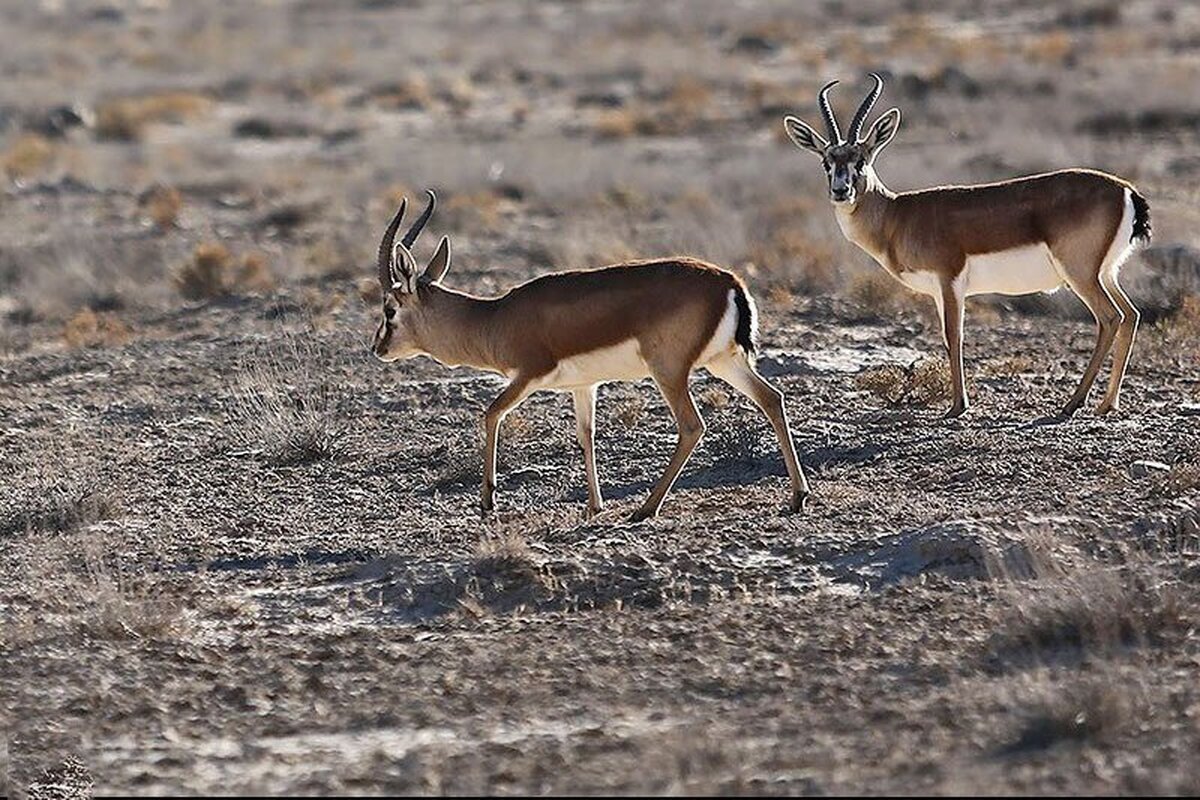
1131 189 1151 245
733 283 757 355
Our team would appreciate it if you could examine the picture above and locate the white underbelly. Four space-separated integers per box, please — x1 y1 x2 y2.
897 270 942 298
530 338 650 391
964 243 1062 297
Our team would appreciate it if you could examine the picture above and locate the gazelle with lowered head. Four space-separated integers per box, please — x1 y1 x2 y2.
371 191 810 521
783 74 1151 418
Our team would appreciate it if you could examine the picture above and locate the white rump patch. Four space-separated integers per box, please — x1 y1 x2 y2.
964 243 1063 297
1100 188 1136 280
696 289 740 366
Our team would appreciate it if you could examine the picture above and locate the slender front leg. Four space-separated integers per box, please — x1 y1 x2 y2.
630 370 704 522
572 385 603 517
939 278 968 418
482 377 532 513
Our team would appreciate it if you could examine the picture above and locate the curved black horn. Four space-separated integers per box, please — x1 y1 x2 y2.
401 189 436 248
818 80 842 144
849 73 884 143
377 198 406 289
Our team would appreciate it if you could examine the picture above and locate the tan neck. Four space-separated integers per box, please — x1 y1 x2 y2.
834 168 897 268
414 287 506 372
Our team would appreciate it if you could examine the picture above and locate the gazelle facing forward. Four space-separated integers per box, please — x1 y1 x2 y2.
371 191 810 521
783 74 1151 418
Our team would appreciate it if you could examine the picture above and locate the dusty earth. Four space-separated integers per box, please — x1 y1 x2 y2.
3 0 1200 796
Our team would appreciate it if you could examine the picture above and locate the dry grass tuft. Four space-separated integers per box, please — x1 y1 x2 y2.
982 354 1035 378
2 133 57 181
370 75 433 111
444 189 508 231
1006 672 1131 752
744 195 837 292
139 184 182 229
174 243 275 300
229 340 343 466
1 473 120 537
62 307 132 349
612 393 647 429
64 536 183 641
855 359 951 408
1158 294 1200 341
94 90 212 141
847 271 905 317
1025 30 1076 65
1149 463 1200 498
989 543 1189 665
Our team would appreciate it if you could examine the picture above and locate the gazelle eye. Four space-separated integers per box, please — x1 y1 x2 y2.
384 306 396 320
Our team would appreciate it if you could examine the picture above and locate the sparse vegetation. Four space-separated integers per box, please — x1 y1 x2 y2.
62 307 132 348
855 358 951 408
140 184 183 229
94 90 212 141
173 243 274 300
1005 672 1132 752
1 133 56 181
847 271 905 317
228 341 343 466
1 472 120 537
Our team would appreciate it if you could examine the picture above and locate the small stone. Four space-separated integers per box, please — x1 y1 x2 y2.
1179 403 1200 417
1129 460 1171 479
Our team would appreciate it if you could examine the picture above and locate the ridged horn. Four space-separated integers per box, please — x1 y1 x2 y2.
401 189 436 248
818 80 842 144
849 73 884 143
377 198 407 289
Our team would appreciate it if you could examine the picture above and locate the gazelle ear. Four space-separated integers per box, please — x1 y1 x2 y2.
423 236 451 284
783 115 828 155
862 107 900 161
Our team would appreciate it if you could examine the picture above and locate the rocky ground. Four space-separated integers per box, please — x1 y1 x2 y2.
3 0 1200 796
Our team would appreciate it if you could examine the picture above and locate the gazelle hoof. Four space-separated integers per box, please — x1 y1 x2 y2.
942 404 968 420
628 507 655 523
790 493 809 514
1096 401 1119 415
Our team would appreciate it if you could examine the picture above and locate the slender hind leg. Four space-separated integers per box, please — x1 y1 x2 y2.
1057 270 1123 418
572 385 603 516
1096 272 1140 414
630 367 704 522
706 350 810 512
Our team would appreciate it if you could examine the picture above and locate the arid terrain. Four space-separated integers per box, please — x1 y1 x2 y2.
3 0 1200 796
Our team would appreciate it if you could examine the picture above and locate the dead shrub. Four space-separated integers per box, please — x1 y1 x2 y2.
2 133 56 181
62 307 131 349
369 76 433 111
444 189 508 231
1025 31 1076 65
174 243 274 300
855 358 951 408
139 184 182 229
94 91 212 141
